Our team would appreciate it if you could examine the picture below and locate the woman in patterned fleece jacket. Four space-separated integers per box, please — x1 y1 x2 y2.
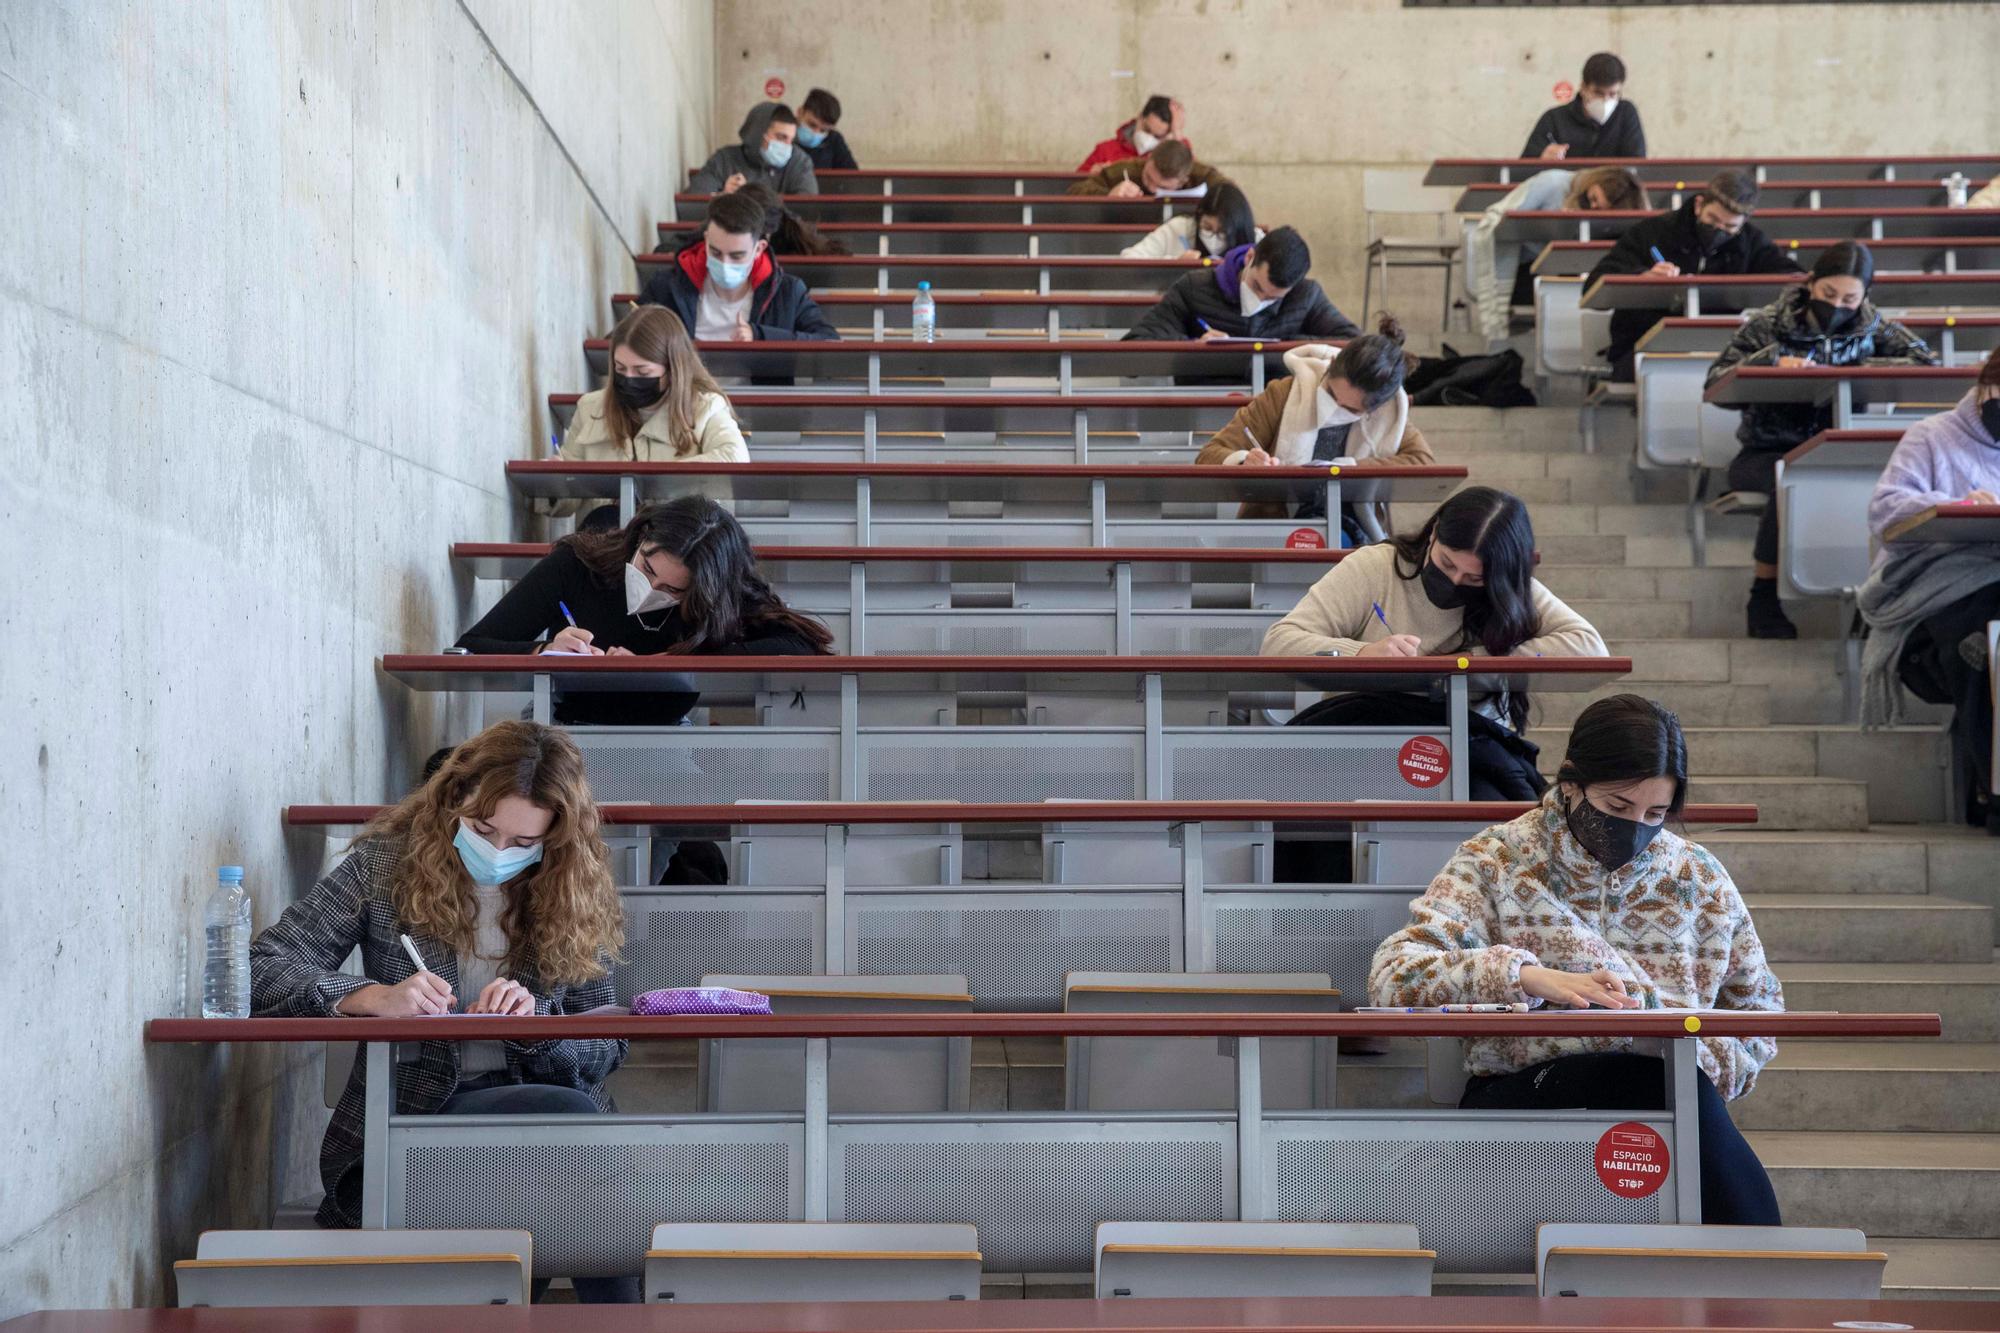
1370 694 1785 1224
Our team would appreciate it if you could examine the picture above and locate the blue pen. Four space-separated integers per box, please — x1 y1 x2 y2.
1195 317 1213 336
1370 601 1393 633
1649 245 1667 266
558 601 579 629
550 431 561 456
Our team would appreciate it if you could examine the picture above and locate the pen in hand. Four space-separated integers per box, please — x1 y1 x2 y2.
1370 601 1394 633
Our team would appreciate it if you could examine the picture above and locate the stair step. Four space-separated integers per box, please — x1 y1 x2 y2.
1685 776 1870 832
1876 1237 2000 1300
1743 893 1994 964
1733 1042 2000 1133
1568 599 1693 638
1778 963 2000 1043
1535 681 1771 727
1750 1131 2000 1237
1704 827 1994 898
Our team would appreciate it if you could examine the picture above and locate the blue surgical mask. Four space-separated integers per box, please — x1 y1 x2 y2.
454 819 543 885
795 123 827 149
708 251 754 290
762 138 793 168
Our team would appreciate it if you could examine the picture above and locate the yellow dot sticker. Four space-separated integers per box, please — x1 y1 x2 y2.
1455 656 1470 670
1947 316 1958 327
1252 342 1264 351
1789 239 1801 250
1675 180 1686 190
1684 1016 1702 1034
1202 258 1215 267
1327 465 1341 476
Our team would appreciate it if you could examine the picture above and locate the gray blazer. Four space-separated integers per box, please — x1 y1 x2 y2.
250 837 625 1227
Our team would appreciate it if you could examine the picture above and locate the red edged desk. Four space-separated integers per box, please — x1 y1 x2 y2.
611 290 1166 334
502 459 1466 547
544 390 1251 448
631 252 1201 294
1884 502 2000 545
1426 153 2000 186
581 338 1306 391
1582 272 2000 317
654 220 1153 258
1703 365 1978 431
1490 207 2000 250
734 166 1090 196
1459 176 1991 213
452 542 1353 580
13 1297 2000 1331
144 1010 1934 1280
1533 236 2000 280
1638 315 2000 359
380 654 1632 805
669 192 1193 226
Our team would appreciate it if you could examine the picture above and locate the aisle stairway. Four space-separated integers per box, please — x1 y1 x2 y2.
606 404 2000 1300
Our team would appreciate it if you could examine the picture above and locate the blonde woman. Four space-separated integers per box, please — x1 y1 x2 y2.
1466 165 1648 343
250 721 634 1301
548 304 747 527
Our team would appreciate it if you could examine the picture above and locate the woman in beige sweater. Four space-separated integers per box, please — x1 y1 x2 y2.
1196 317 1432 532
1264 485 1607 802
545 306 747 527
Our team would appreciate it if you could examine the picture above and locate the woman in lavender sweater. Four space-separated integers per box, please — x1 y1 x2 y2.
1862 351 2000 831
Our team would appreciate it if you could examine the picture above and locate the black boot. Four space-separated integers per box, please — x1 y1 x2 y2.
1746 577 1797 640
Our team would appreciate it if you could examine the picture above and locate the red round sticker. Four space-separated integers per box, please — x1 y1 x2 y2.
1284 528 1327 550
1552 79 1575 103
1595 1121 1669 1198
1397 736 1450 788
764 76 787 100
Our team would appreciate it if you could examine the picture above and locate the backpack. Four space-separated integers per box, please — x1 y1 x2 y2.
1405 346 1538 409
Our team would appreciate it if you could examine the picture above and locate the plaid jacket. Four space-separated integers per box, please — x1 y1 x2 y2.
250 837 626 1227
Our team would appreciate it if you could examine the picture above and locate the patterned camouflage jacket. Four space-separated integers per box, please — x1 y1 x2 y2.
1368 791 1783 1099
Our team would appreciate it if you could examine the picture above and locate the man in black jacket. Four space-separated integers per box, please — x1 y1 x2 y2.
1521 52 1647 161
638 190 839 343
1585 169 1801 379
797 88 859 172
1123 226 1360 344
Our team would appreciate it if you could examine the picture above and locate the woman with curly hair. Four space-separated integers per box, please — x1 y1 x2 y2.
250 720 636 1301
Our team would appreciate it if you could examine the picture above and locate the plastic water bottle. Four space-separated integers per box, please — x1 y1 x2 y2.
912 280 936 344
202 866 252 1019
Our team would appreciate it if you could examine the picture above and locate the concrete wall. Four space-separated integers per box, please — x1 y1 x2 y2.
0 0 710 1313
714 0 2000 327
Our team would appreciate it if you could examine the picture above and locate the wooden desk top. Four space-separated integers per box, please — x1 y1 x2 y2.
11 1294 1999 1331
1703 365 1977 407
1884 503 2000 543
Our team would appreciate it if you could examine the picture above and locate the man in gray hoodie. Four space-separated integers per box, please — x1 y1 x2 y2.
690 102 819 196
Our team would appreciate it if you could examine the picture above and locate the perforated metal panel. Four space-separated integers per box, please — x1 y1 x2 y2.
1131 617 1270 656
1165 729 1453 802
398 1126 801 1278
866 612 1117 657
575 731 837 804
860 732 1141 803
1265 1118 1669 1273
832 1121 1235 1272
849 891 1180 1008
1208 890 1416 999
615 894 819 995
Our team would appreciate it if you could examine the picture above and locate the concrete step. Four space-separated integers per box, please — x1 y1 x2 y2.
1535 533 1628 565
1743 893 1994 964
1733 1041 2000 1133
1684 776 1871 832
1535 680 1771 727
1567 599 1693 639
1751 1130 2000 1238
1703 827 1997 898
1538 566 1846 640
1778 963 2000 1043
1875 1237 2000 1300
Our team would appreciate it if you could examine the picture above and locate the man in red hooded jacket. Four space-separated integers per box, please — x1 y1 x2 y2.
1076 94 1189 173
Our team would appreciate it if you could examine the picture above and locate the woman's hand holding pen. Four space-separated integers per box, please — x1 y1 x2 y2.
1520 965 1641 1010
1358 634 1424 658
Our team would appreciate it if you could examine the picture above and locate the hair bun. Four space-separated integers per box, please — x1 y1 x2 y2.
1374 313 1406 346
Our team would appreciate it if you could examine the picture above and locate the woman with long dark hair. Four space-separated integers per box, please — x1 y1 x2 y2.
251 721 641 1298
1263 486 1607 798
1370 695 1785 1225
1121 181 1262 260
456 496 832 723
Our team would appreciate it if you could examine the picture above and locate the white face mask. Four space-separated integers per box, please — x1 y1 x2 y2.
1239 280 1276 318
1197 227 1226 256
1583 95 1618 126
625 561 679 617
761 138 793 168
1130 128 1161 154
1321 398 1363 426
708 251 754 291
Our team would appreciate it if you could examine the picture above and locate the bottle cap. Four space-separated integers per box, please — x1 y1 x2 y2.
218 866 245 883
918 280 931 291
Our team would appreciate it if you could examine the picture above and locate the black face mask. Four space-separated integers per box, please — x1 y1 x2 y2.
1419 558 1479 611
1808 299 1855 334
612 372 665 410
1564 792 1665 872
1979 399 2000 444
1695 222 1729 254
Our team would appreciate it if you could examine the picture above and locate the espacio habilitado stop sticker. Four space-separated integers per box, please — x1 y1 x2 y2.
1595 1121 1669 1199
1396 736 1450 788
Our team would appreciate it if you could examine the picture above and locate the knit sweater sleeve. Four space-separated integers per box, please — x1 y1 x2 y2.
1368 840 1542 1006
1867 422 1960 541
1514 579 1609 658
1259 552 1381 657
1695 850 1784 1100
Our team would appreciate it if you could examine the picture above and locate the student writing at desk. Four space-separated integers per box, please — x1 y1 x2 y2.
1077 93 1189 172
455 497 834 725
1121 180 1262 260
1370 695 1785 1225
640 191 839 344
1860 349 2000 833
1520 52 1647 161
690 100 818 195
1704 241 1938 639
1069 137 1231 199
1195 316 1432 541
1261 486 1607 801
249 721 640 1301
1123 226 1359 345
542 306 746 532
